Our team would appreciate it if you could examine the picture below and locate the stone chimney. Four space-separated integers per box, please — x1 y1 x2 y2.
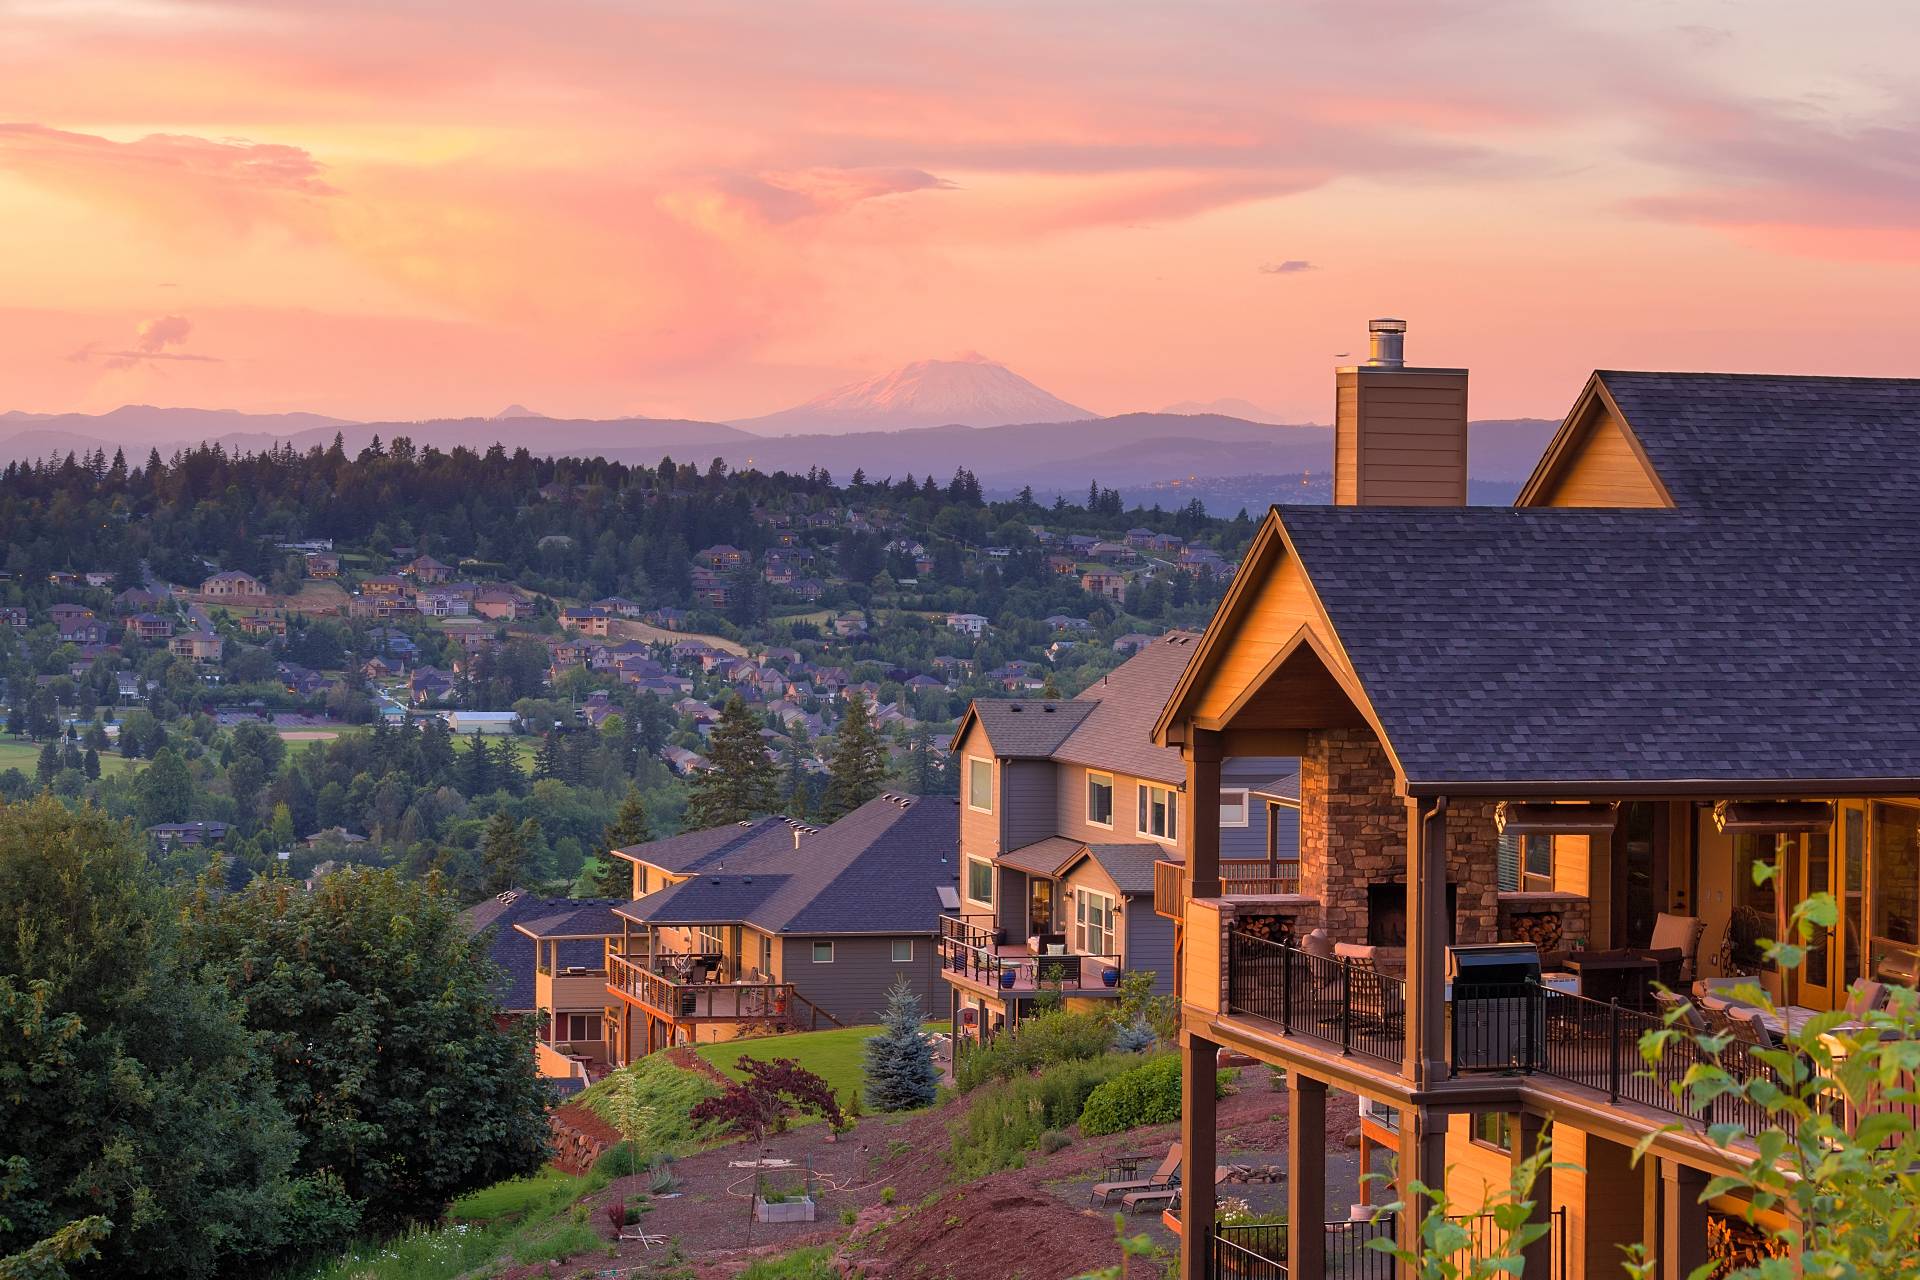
1334 318 1469 506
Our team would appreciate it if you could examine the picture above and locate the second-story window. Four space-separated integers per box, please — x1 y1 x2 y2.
967 757 994 813
1220 789 1250 827
1086 772 1114 827
967 856 995 906
1138 784 1178 842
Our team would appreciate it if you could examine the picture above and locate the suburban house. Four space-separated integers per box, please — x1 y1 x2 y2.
147 820 231 848
588 793 958 1065
402 554 453 582
1160 323 1920 1280
558 606 613 636
200 570 266 598
943 632 1296 1044
945 611 989 636
170 631 223 662
304 551 341 577
1080 569 1127 601
472 587 522 620
461 890 629 1089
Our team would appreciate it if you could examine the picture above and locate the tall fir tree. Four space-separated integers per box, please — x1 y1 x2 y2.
822 692 888 819
585 787 651 897
862 977 938 1112
683 696 778 828
480 810 527 893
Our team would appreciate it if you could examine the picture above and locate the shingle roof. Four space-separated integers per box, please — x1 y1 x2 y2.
516 903 628 939
1052 632 1200 784
967 700 1093 758
612 817 796 874
1595 371 1920 512
1251 767 1301 804
996 835 1082 876
615 795 957 936
1280 497 1920 788
1075 842 1167 895
461 891 626 1010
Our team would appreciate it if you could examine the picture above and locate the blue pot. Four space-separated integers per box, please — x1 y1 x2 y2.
1101 967 1120 988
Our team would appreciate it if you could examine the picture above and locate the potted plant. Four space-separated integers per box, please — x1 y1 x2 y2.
1101 966 1121 988
998 966 1016 989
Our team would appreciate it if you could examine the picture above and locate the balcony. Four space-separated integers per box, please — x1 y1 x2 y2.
1224 931 1920 1147
1154 858 1303 919
937 914 1124 996
605 951 836 1029
1207 1210 1567 1279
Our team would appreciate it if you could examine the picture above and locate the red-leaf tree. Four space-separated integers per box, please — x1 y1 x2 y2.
689 1056 844 1145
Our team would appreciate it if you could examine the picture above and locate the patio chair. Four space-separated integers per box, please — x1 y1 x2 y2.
1727 1007 1778 1049
1844 980 1889 1020
1654 989 1709 1033
1091 1142 1179 1207
1693 977 1764 1009
1637 912 1707 986
1698 997 1737 1039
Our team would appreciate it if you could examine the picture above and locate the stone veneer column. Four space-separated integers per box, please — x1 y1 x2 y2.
1299 727 1505 945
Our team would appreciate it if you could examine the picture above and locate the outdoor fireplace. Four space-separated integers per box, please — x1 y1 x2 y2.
1367 882 1457 947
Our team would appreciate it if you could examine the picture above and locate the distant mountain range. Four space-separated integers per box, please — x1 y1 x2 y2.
0 355 1558 505
1158 397 1299 425
731 354 1094 434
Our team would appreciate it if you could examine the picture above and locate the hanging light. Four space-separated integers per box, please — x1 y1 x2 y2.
1712 800 1833 834
1493 801 1620 836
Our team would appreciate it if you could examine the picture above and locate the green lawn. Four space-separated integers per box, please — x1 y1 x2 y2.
695 1021 944 1111
0 737 143 777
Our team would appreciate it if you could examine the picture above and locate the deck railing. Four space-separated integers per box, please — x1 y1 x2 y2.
937 914 1125 994
1155 859 1303 917
605 952 817 1024
1226 931 1406 1067
1209 1210 1566 1280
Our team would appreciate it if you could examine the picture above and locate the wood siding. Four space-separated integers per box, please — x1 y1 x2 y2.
1336 367 1469 506
955 722 1000 857
1529 402 1668 508
1001 759 1059 849
781 934 938 1026
1193 549 1351 726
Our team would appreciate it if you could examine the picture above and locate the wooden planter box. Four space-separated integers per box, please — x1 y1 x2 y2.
753 1196 816 1224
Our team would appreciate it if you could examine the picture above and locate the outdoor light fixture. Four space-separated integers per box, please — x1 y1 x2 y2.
1493 801 1619 836
1712 800 1833 834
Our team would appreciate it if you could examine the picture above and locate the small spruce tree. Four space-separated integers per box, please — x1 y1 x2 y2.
586 787 651 897
862 977 939 1112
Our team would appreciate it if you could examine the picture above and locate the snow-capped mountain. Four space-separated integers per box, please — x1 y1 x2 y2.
733 354 1094 435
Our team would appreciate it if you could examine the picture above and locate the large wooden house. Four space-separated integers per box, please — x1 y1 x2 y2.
1160 322 1920 1280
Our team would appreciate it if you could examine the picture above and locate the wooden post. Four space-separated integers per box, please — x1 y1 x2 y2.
1514 1110 1552 1279
1178 1032 1220 1280
1404 796 1450 1086
1395 1106 1447 1280
1661 1160 1709 1280
1287 1074 1329 1280
1187 729 1224 899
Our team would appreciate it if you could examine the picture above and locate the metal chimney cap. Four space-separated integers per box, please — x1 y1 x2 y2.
1368 317 1407 333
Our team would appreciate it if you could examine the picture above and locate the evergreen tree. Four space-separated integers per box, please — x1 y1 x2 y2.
683 696 777 828
861 977 938 1112
135 747 194 826
822 692 888 819
458 731 494 795
585 787 651 897
532 733 559 781
82 746 100 780
480 810 527 892
34 741 57 784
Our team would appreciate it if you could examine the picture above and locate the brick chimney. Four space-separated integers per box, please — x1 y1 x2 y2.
1333 319 1468 506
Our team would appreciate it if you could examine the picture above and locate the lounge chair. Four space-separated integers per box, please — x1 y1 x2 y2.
1636 913 1706 986
1844 980 1889 1020
1727 1007 1778 1050
1124 1168 1233 1214
1654 989 1709 1033
1091 1142 1180 1207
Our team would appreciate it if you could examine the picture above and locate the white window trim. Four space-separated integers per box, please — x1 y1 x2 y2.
1085 771 1115 829
1220 788 1251 828
966 756 994 813
891 939 913 963
1075 887 1118 956
1136 783 1179 845
811 941 836 963
965 855 996 908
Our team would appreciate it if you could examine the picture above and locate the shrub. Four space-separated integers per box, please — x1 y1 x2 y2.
880 1186 896 1205
1038 1129 1072 1154
863 978 939 1111
950 1053 1139 1177
1078 1054 1234 1136
575 1055 723 1156
1109 1019 1157 1054
690 1056 843 1144
952 1009 1114 1091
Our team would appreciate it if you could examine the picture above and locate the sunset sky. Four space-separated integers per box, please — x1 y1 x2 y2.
3 0 1917 424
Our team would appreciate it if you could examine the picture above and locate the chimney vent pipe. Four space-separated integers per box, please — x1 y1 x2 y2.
1366 318 1407 369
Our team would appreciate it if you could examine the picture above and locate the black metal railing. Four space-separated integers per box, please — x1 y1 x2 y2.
1208 1210 1566 1280
1227 932 1405 1067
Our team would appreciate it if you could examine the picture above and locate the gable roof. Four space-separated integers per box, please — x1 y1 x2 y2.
1051 632 1200 785
958 699 1093 758
1278 496 1920 792
461 890 624 1010
995 835 1083 876
616 795 957 935
1063 842 1165 895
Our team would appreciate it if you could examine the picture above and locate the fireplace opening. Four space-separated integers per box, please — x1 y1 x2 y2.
1367 882 1457 947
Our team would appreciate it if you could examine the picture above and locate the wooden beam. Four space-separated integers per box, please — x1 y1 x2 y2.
1287 1074 1329 1280
1178 1033 1220 1280
1186 730 1223 899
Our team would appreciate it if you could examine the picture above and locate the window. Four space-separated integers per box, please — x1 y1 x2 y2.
1138 784 1178 841
1086 772 1114 827
967 856 995 906
891 939 913 963
812 941 835 964
1075 889 1116 955
967 757 994 812
1220 789 1250 828
1522 834 1554 892
1471 1112 1513 1153
1871 804 1920 977
562 1013 603 1042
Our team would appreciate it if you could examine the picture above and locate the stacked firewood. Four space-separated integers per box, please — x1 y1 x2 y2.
1221 1164 1287 1184
1235 914 1296 945
1505 911 1564 953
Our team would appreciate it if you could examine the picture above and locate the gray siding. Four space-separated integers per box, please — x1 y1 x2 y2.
1266 800 1300 860
1124 897 1176 995
999 759 1059 849
781 933 939 1027
1222 757 1297 859
995 868 1031 941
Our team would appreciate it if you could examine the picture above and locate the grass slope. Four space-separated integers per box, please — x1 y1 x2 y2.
694 1022 945 1112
